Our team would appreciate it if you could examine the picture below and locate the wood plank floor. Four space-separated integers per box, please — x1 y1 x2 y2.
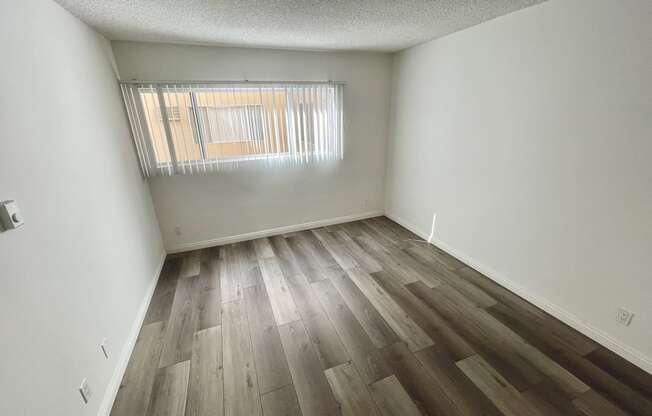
110 216 652 416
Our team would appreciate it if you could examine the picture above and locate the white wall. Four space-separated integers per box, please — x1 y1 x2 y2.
111 42 392 252
386 0 652 372
0 1 165 415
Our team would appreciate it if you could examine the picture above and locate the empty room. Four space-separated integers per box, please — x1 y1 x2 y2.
1 0 651 415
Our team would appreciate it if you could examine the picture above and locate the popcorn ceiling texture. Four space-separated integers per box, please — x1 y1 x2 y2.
54 0 547 52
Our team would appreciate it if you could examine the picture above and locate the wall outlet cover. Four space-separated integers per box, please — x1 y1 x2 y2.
0 200 24 230
617 307 634 326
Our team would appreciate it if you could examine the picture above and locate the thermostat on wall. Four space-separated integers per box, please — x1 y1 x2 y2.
0 200 24 230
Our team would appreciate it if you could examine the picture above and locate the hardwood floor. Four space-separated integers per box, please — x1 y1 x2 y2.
110 216 652 416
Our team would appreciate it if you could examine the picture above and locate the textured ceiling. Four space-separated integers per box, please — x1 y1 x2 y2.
54 0 547 52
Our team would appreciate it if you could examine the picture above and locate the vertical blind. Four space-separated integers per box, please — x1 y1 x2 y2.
120 82 344 177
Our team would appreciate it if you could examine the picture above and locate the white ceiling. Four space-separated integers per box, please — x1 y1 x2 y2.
55 0 547 52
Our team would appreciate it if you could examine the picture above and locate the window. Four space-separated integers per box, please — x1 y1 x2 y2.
158 106 181 121
192 105 265 143
120 82 343 177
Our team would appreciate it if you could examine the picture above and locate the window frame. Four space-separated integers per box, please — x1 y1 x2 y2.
190 104 267 145
122 81 344 177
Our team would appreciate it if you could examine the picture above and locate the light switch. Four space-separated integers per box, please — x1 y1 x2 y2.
0 200 24 230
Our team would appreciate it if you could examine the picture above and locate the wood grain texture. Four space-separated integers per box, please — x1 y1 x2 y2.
236 241 263 288
296 231 337 268
331 230 382 273
110 322 165 416
487 301 597 357
112 217 649 416
278 320 340 416
371 270 475 361
379 342 463 416
223 300 262 416
285 233 335 282
285 235 322 281
198 247 220 289
159 275 201 368
407 280 545 392
180 251 201 278
325 362 379 416
415 345 502 416
283 271 349 370
245 284 293 393
554 350 652 416
220 244 244 302
346 267 433 351
147 361 190 416
456 355 544 416
186 327 223 416
311 228 358 270
269 235 303 278
253 237 275 259
312 278 391 383
353 234 420 285
197 288 221 330
328 267 399 349
259 257 301 325
197 250 221 330
369 375 423 416
573 389 630 416
523 379 587 416
143 259 182 325
586 347 652 399
261 384 302 416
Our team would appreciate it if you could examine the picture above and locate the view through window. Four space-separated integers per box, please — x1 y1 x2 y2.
121 82 344 176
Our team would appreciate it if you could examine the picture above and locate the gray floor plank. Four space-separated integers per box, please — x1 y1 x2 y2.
259 257 301 325
223 300 262 416
346 267 433 351
328 266 399 349
325 361 380 416
110 322 165 416
457 354 544 416
312 278 391 383
180 251 201 278
368 375 423 416
143 259 182 325
159 275 201 368
278 320 340 416
114 218 650 416
261 384 303 416
146 360 191 416
245 284 293 393
283 272 349 370
220 244 244 302
186 327 223 416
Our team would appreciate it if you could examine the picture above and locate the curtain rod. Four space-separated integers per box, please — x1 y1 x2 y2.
118 79 346 85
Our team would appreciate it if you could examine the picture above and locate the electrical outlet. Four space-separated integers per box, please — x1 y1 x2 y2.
79 378 92 404
0 200 24 231
617 307 634 326
101 338 109 359
174 226 182 236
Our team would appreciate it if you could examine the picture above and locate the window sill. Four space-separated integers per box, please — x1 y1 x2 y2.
154 151 341 175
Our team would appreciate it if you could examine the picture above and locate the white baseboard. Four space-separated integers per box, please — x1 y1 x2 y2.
97 250 167 416
385 211 652 375
166 210 385 254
